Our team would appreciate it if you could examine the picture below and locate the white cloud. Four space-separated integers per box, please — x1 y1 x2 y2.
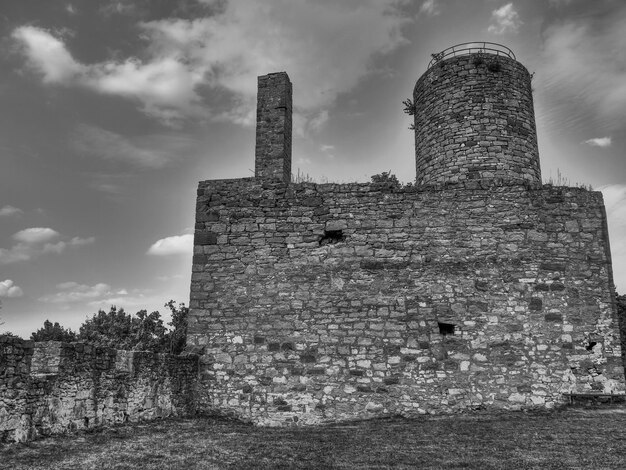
599 184 626 293
142 1 411 110
538 9 626 131
13 227 60 244
307 110 330 133
66 4 77 15
1 228 93 264
70 236 95 246
99 1 136 17
39 235 93 255
583 137 612 148
12 26 203 123
419 0 440 16
0 205 23 217
12 26 85 83
147 234 193 256
87 173 133 197
39 282 113 303
487 3 522 35
71 124 197 168
88 58 204 122
13 1 412 128
85 290 162 311
0 246 31 264
0 280 24 298
42 241 67 254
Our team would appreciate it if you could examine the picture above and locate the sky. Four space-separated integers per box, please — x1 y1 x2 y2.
1 0 625 338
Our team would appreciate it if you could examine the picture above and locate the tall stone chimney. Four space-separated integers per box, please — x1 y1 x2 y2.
254 72 292 183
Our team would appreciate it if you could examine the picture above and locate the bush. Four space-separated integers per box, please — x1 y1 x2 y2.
29 300 189 353
78 306 167 352
371 172 401 188
165 300 188 355
31 320 78 342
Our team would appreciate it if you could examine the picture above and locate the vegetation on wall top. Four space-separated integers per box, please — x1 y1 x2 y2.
25 300 189 355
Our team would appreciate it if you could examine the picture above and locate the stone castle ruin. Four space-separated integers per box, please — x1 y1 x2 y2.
2 43 625 442
188 43 625 424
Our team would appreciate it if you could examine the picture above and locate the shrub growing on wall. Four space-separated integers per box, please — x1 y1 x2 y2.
78 306 168 351
371 172 401 188
28 300 189 353
31 319 77 342
165 300 188 355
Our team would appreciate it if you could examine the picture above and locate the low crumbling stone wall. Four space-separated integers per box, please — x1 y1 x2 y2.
0 337 198 443
189 179 624 425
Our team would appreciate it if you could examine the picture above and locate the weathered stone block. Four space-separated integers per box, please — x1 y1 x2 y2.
540 262 566 272
194 232 218 246
474 280 489 291
384 377 400 385
300 354 316 363
544 313 562 322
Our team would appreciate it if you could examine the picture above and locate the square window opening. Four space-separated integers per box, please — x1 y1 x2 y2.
319 230 345 246
438 322 455 336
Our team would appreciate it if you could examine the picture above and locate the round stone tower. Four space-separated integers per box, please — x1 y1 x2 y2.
413 43 541 186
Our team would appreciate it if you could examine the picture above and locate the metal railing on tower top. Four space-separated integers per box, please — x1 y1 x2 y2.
427 42 516 69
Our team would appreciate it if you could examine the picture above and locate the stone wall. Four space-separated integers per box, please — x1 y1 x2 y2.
189 179 624 425
413 54 540 186
0 337 198 442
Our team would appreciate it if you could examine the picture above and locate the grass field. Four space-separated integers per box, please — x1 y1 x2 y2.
2 407 626 469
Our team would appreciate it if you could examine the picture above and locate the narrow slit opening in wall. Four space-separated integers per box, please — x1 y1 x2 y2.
319 230 345 246
438 322 455 336
586 341 597 351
